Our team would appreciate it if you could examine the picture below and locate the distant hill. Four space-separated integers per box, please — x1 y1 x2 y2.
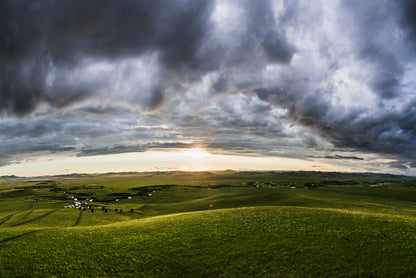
17 170 414 180
0 175 19 179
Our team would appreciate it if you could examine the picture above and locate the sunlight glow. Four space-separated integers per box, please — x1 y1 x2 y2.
0 149 356 177
181 148 210 171
183 148 209 159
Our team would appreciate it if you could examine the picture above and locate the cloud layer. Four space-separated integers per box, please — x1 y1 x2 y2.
1 0 416 174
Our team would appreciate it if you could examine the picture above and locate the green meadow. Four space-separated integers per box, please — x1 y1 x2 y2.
1 171 416 277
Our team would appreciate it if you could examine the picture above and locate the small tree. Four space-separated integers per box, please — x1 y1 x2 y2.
304 183 316 189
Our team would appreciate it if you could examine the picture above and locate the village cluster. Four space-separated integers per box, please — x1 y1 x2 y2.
63 196 137 213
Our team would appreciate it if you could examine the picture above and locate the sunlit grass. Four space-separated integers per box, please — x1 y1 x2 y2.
1 207 416 277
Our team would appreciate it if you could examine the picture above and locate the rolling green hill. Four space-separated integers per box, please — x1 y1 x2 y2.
1 171 416 277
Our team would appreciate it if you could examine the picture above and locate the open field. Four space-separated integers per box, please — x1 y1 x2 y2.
1 171 416 277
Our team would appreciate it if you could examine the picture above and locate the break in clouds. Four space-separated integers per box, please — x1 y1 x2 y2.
1 0 416 174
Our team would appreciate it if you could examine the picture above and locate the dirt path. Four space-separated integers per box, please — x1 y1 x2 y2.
0 230 39 245
0 213 18 227
72 210 83 227
10 209 58 227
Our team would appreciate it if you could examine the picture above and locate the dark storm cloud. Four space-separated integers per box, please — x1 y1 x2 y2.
341 0 413 100
0 0 215 115
146 86 165 111
0 0 213 66
0 117 61 138
78 145 146 157
0 111 131 161
386 160 411 171
238 0 416 171
400 0 416 45
79 105 132 115
243 0 295 64
0 61 47 115
305 155 364 161
0 154 14 167
0 0 296 116
0 138 77 166
210 73 230 95
77 142 196 157
254 86 416 168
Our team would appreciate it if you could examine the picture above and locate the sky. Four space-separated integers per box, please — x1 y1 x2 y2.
1 0 416 177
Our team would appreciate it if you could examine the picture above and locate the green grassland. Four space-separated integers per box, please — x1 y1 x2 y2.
1 171 416 277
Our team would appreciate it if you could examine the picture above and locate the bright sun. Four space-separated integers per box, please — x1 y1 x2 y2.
185 148 208 159
181 148 210 171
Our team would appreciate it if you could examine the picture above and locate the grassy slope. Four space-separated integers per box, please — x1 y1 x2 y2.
1 207 416 277
1 171 416 277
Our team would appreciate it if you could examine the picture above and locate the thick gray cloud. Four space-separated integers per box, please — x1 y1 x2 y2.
0 0 294 116
400 0 416 45
77 142 196 157
0 0 214 114
340 0 409 100
305 155 364 161
1 0 416 175
254 85 416 169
